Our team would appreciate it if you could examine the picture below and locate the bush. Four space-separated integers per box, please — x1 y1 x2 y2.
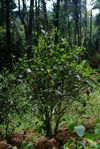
0 68 30 139
21 33 95 138
0 33 96 139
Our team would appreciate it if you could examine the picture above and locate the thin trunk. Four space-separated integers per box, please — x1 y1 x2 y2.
84 0 87 47
6 0 12 67
89 9 92 56
0 51 1 70
54 0 60 44
55 0 60 30
68 14 71 44
18 0 28 42
37 0 40 32
18 0 34 58
45 109 52 138
98 25 100 53
54 115 60 135
27 0 34 58
35 0 40 46
73 0 79 45
79 0 82 46
22 0 27 16
41 0 48 31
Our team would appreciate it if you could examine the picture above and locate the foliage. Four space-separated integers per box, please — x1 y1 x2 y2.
0 30 99 147
0 0 100 147
14 33 96 137
0 68 30 138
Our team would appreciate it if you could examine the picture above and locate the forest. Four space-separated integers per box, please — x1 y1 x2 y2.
0 0 100 148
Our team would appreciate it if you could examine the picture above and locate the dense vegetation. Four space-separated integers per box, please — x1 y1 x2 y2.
0 0 100 149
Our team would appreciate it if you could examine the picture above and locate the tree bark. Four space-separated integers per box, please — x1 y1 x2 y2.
84 0 87 47
6 0 12 67
73 0 79 45
54 0 60 44
89 9 92 56
27 0 34 58
35 0 40 46
41 0 48 31
79 0 82 46
98 25 100 53
45 109 52 138
18 0 34 58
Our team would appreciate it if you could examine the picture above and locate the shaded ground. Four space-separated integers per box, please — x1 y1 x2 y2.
0 117 95 149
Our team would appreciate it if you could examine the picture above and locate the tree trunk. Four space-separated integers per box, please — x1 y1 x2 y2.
79 0 82 46
98 25 100 53
18 0 28 45
35 0 40 46
84 0 87 47
73 0 79 45
45 109 52 138
89 9 92 56
67 14 71 45
18 0 34 58
41 0 48 31
27 0 34 58
6 0 12 67
54 0 60 44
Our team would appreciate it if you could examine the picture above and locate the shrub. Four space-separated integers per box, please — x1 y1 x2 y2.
22 33 95 138
0 33 97 139
0 68 29 139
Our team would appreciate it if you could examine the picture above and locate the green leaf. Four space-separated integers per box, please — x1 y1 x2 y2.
79 142 86 148
64 140 74 148
95 128 100 134
74 125 85 137
68 123 76 132
86 139 97 147
12 147 18 149
84 132 100 140
27 144 34 149
22 141 28 147
97 143 100 149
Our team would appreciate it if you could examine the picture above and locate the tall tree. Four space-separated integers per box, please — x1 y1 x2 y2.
89 9 92 56
79 0 82 46
18 0 34 58
0 0 5 26
98 15 100 53
54 0 60 44
41 0 48 31
28 0 34 57
35 0 40 46
72 0 80 45
93 0 100 53
83 0 87 47
5 0 12 67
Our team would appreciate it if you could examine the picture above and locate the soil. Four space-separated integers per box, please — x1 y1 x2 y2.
0 117 95 149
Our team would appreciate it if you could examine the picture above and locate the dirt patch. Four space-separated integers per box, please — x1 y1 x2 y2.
0 140 11 149
7 131 25 148
35 126 76 149
35 136 59 149
84 116 95 134
0 118 96 149
0 127 75 149
55 126 75 147
0 130 37 149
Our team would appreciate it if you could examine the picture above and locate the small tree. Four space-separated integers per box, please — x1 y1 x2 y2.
23 33 94 138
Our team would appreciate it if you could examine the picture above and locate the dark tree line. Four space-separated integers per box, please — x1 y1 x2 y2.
0 0 100 69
